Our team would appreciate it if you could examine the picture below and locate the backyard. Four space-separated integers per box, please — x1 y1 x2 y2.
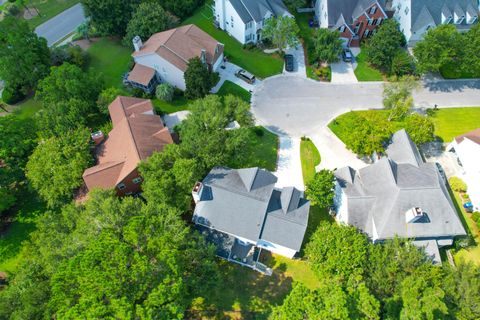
354 50 384 81
182 2 283 78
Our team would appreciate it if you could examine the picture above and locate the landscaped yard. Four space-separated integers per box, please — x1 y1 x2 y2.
182 3 283 78
217 80 252 102
440 62 479 80
23 0 80 28
354 50 384 81
232 127 278 172
300 138 321 184
430 107 480 142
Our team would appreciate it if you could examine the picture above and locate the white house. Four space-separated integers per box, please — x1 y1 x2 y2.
128 24 224 92
391 0 479 46
213 0 292 44
192 167 310 273
448 128 480 212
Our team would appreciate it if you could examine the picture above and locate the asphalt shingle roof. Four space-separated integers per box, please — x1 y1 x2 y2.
230 0 290 23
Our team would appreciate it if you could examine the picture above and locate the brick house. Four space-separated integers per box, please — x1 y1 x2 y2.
82 96 173 196
314 0 388 46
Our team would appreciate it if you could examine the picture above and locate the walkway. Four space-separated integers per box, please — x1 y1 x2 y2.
35 3 86 47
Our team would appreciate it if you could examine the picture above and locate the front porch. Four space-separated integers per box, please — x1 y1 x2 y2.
197 225 273 275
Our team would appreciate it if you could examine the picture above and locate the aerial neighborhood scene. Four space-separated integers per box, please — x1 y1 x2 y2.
2 0 480 318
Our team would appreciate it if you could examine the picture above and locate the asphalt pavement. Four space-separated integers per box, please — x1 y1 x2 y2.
35 3 86 46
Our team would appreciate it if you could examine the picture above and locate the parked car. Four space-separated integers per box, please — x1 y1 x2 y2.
342 48 353 62
235 69 255 84
284 54 294 72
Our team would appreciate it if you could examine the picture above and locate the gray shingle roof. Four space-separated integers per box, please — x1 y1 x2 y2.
230 0 290 23
193 167 309 251
335 130 466 241
325 0 386 27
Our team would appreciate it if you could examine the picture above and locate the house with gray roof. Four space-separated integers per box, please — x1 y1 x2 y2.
391 0 479 45
333 130 466 264
314 0 388 46
213 0 292 44
192 167 310 273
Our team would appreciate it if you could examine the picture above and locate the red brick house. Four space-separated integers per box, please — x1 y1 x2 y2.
82 96 173 196
314 0 388 46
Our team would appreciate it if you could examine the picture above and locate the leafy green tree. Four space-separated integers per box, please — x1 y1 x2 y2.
383 76 419 121
0 187 15 214
36 63 102 107
184 57 216 99
262 16 299 53
224 94 254 127
403 114 434 145
365 19 406 72
312 28 343 64
0 16 50 94
124 1 178 46
156 83 175 102
158 0 204 19
463 24 480 76
391 49 415 76
305 169 335 207
97 87 123 115
26 127 93 208
413 24 465 74
81 0 141 36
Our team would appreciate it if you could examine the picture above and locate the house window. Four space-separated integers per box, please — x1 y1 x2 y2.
231 16 234 28
364 30 370 37
368 19 373 26
376 18 382 25
372 19 378 25
404 7 409 15
369 6 377 15
132 177 142 184
354 24 360 34
339 25 346 32
117 183 126 190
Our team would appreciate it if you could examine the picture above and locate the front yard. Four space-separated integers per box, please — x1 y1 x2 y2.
232 127 279 172
429 107 480 142
300 138 321 184
182 3 283 78
354 50 384 81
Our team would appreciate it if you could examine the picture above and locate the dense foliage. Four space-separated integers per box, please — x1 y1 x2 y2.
184 57 218 99
262 16 299 53
0 17 50 95
156 83 175 102
311 28 343 64
305 169 335 207
382 76 419 121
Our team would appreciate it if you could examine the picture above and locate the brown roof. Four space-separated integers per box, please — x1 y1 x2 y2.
133 24 224 72
127 64 156 86
83 96 173 191
455 128 480 145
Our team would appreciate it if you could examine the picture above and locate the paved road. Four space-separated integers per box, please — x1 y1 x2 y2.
35 3 86 47
252 76 480 138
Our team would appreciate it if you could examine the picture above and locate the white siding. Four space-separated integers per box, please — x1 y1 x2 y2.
334 181 349 224
257 239 297 258
392 0 412 42
215 0 247 44
213 53 224 71
134 54 186 90
315 0 329 28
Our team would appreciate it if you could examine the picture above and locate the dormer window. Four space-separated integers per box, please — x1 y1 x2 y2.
369 6 377 15
339 25 346 32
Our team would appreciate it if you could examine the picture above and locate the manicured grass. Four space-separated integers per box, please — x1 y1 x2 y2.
217 80 252 102
440 62 479 80
152 96 191 114
354 50 384 81
429 107 480 142
87 38 132 89
11 97 43 119
182 3 283 78
25 0 80 28
300 138 321 184
232 127 278 172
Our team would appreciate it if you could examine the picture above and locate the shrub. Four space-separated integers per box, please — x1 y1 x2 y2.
97 87 123 115
1 85 25 104
391 50 415 76
253 127 265 137
5 2 19 16
471 212 480 223
449 177 467 193
155 83 174 102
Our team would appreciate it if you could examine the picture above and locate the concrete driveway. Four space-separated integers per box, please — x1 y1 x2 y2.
35 3 86 46
330 61 358 84
273 135 304 191
211 62 261 95
284 45 307 78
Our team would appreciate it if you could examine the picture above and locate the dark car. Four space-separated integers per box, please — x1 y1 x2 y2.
284 54 294 72
342 48 353 62
235 69 256 84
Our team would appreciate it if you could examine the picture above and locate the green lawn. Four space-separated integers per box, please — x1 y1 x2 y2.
87 38 132 89
10 97 43 119
24 0 80 28
440 62 479 80
182 3 283 78
430 107 480 142
300 138 321 184
232 127 278 172
354 50 384 81
217 80 252 102
152 96 191 114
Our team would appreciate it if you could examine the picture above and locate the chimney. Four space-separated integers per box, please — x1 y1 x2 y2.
133 36 143 52
405 207 424 224
91 131 104 145
200 49 207 64
192 182 204 203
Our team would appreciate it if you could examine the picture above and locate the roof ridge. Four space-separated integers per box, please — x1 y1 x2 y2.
209 181 271 203
83 160 125 177
267 209 308 226
124 117 142 162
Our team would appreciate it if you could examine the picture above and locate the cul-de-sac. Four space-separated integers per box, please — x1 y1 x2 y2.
1 0 480 319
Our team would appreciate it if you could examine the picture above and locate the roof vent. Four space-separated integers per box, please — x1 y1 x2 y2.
192 182 203 204
406 207 424 224
133 36 143 52
91 131 104 145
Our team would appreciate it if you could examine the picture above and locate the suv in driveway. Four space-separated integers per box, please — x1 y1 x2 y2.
284 54 294 72
235 69 256 84
342 48 353 62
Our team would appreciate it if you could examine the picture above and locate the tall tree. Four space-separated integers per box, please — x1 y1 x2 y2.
262 16 299 53
184 57 216 99
382 76 419 121
365 19 406 73
25 127 93 208
305 169 335 207
81 0 141 36
312 28 343 64
158 0 204 19
413 24 465 74
463 24 480 76
123 1 178 46
0 16 50 94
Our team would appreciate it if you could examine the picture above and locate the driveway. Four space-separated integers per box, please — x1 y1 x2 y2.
283 45 307 78
35 3 86 46
330 61 358 84
273 135 304 191
211 62 261 94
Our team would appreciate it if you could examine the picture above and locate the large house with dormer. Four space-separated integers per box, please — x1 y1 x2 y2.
314 0 388 47
391 0 479 46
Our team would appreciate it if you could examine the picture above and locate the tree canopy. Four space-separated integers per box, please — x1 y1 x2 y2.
184 57 217 99
262 16 299 53
305 169 335 207
0 16 50 94
312 28 343 64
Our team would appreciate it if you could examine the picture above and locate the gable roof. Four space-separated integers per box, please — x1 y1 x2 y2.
230 0 290 23
455 128 480 145
83 97 173 190
126 64 156 87
133 24 224 72
326 0 386 27
335 130 466 241
193 167 310 251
